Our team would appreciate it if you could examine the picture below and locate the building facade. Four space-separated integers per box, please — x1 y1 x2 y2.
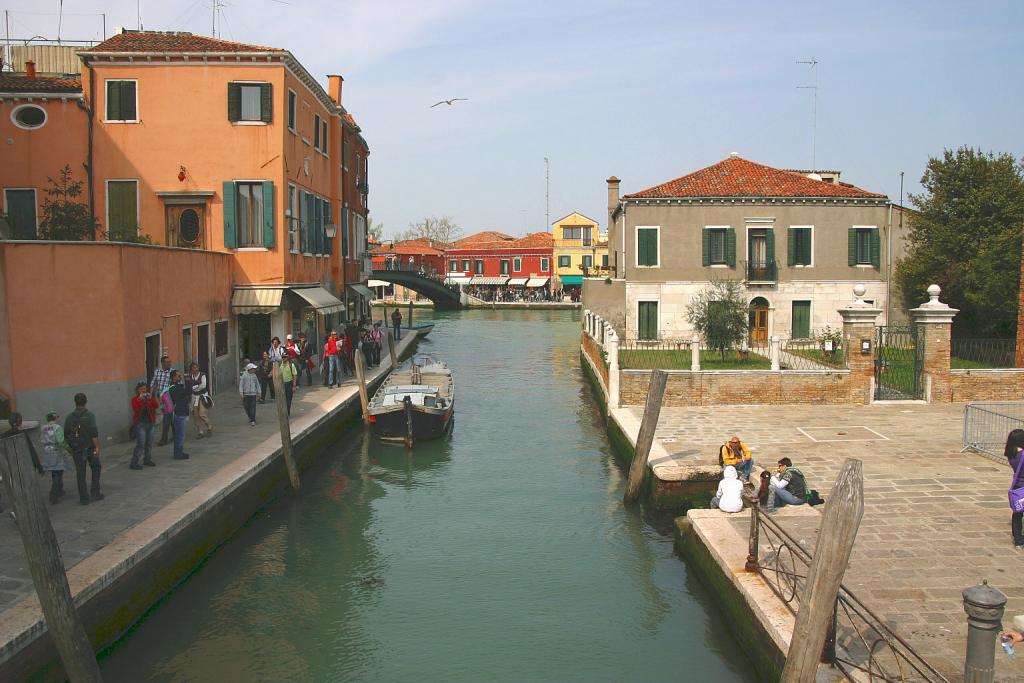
0 31 370 427
551 212 608 295
445 231 553 292
597 155 906 341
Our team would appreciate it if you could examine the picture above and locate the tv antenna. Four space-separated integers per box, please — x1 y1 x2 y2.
796 57 819 170
544 157 550 231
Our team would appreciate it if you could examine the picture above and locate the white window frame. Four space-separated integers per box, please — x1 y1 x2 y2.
449 259 458 272
541 257 549 272
473 259 484 274
181 324 194 368
636 299 660 340
145 330 163 372
634 225 660 268
105 179 140 237
500 259 510 275
461 259 470 272
3 188 38 237
512 257 522 272
705 225 730 268
313 113 321 150
558 254 571 268
103 79 139 123
321 120 329 157
287 88 297 133
744 223 773 265
582 254 593 269
790 299 814 339
11 104 47 130
853 225 877 267
790 225 814 268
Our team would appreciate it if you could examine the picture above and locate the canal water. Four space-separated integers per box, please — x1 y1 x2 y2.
100 309 756 683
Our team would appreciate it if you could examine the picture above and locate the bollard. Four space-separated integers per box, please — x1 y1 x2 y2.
743 488 760 572
691 335 701 371
963 581 1007 683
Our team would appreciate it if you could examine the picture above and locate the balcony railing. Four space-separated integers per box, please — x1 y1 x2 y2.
744 259 778 283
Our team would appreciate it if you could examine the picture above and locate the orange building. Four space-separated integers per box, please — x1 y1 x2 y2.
0 31 371 429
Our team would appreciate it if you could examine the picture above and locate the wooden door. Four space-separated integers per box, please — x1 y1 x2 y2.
749 307 768 343
165 204 206 248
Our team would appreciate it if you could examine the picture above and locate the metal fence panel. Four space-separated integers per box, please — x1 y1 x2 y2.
962 402 1024 457
951 338 1016 369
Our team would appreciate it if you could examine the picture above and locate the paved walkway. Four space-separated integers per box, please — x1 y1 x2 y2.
630 402 1023 681
0 350 410 614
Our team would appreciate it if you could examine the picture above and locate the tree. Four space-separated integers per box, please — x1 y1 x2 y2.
895 147 1024 337
686 279 748 359
38 166 98 241
366 215 383 242
394 215 462 246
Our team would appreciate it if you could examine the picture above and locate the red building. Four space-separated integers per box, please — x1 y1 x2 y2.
370 238 447 275
445 231 553 291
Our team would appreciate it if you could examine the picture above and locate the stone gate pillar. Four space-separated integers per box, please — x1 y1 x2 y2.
839 284 882 404
607 324 620 409
911 284 958 402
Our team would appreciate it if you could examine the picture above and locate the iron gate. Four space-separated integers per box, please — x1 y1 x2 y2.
874 325 925 400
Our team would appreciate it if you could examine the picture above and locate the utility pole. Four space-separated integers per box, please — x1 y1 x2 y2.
796 58 819 170
544 157 550 231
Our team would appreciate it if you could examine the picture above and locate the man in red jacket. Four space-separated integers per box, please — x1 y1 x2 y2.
324 330 340 387
130 382 159 469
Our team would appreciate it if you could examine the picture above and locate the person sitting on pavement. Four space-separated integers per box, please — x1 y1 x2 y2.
719 435 753 481
710 465 745 513
1001 615 1024 653
765 457 808 512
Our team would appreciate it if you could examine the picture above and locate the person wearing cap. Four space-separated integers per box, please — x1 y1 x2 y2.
239 363 261 426
40 411 69 504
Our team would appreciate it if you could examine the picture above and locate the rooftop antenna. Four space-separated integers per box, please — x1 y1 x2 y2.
544 157 550 232
796 57 819 170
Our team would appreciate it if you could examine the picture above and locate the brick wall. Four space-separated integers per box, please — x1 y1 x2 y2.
947 369 1024 402
619 370 865 407
581 332 609 395
919 322 953 403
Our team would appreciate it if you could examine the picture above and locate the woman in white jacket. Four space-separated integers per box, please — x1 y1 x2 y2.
711 465 745 513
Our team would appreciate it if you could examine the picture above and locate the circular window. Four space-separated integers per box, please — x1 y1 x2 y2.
179 209 201 243
12 105 46 130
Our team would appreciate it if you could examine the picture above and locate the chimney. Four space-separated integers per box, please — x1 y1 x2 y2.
25 60 36 79
327 74 344 106
607 176 621 212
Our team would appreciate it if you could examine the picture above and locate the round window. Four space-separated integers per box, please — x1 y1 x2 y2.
179 209 201 243
12 105 46 130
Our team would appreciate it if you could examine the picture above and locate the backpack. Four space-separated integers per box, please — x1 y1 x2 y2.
161 388 175 414
66 414 90 450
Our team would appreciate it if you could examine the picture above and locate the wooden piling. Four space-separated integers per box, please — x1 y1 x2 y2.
387 329 398 369
780 458 864 683
0 433 104 682
408 299 414 329
623 369 667 503
354 349 370 423
403 396 414 449
271 363 301 492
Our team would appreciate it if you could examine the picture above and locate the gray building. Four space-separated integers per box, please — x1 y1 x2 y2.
595 154 907 341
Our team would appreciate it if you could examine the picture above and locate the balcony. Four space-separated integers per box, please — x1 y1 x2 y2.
744 259 777 284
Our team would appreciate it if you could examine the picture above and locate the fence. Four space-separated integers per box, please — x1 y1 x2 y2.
961 402 1024 457
750 506 950 682
951 338 1016 369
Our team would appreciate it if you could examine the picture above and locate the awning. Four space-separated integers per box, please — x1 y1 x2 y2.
231 287 284 314
367 279 391 288
446 274 471 282
526 277 550 287
291 286 345 314
560 275 584 285
348 283 376 300
470 276 508 285
507 278 529 286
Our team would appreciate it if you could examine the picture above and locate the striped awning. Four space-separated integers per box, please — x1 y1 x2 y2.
507 278 529 286
348 284 376 300
291 287 345 314
470 276 508 285
367 279 391 288
230 287 285 314
526 277 549 287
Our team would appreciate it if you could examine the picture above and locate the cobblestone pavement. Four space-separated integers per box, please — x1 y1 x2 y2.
0 373 373 613
629 402 1024 682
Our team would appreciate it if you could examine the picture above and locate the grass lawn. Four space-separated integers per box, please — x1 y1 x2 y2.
619 348 771 370
785 347 847 369
951 357 1006 369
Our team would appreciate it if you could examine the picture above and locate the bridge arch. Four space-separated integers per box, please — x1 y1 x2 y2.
370 270 464 309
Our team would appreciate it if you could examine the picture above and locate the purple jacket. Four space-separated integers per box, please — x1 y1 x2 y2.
1011 450 1024 490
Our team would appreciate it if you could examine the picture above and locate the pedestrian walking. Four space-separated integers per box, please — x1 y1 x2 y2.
151 355 174 446
130 382 159 469
370 322 383 367
257 351 275 403
298 332 315 387
186 362 213 438
64 393 103 504
281 355 296 415
391 308 403 340
239 363 260 426
324 330 341 386
168 371 191 460
1006 429 1024 550
345 319 360 371
268 337 285 364
39 411 69 504
360 322 374 368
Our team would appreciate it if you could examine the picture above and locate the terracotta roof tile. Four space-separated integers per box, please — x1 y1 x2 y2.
0 74 81 93
83 30 285 54
624 156 886 200
371 238 446 256
509 232 554 248
453 231 514 248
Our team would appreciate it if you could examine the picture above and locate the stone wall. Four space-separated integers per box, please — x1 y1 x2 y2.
619 369 865 407
946 369 1024 402
580 332 609 396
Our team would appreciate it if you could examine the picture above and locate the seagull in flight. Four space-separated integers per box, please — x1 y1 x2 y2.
431 98 468 108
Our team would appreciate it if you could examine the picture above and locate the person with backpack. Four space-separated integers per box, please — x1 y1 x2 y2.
765 457 807 512
167 370 191 460
130 382 159 469
151 355 174 447
298 332 315 387
1005 429 1024 550
718 436 754 481
39 411 69 504
186 362 213 439
64 393 102 504
370 322 384 367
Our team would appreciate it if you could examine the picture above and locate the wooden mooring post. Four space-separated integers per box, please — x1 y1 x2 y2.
387 328 398 369
354 349 370 423
780 458 864 683
408 299 414 329
271 363 301 492
0 433 104 682
623 369 667 503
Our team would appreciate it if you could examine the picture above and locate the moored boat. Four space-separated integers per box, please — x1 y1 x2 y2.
368 354 454 445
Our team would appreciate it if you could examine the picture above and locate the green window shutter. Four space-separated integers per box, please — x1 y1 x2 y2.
848 228 858 266
108 181 137 236
342 209 349 256
638 301 658 340
637 229 657 266
222 181 237 249
725 228 736 267
801 229 812 265
314 198 323 254
787 228 796 266
227 83 241 122
261 181 275 248
792 301 811 339
765 229 775 265
702 229 711 266
870 228 880 268
304 193 314 252
324 201 333 255
122 81 137 121
260 83 273 123
106 81 121 119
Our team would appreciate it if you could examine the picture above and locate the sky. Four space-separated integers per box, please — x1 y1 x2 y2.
5 0 1023 239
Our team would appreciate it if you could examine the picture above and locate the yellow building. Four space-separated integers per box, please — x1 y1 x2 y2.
552 212 608 293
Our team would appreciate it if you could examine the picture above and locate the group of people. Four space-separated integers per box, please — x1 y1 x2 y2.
147 356 213 464
711 436 812 514
464 286 567 303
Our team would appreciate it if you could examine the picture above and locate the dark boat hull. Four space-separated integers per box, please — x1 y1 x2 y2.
369 405 454 441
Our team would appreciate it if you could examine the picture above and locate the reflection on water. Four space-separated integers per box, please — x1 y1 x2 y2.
100 309 755 683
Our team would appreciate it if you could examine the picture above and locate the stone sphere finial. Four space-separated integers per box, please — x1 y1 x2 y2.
852 283 867 303
927 284 941 303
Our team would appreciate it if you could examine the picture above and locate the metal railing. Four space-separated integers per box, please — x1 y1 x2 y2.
744 259 778 282
962 402 1024 457
618 337 772 370
783 330 848 370
747 501 951 682
951 338 1017 369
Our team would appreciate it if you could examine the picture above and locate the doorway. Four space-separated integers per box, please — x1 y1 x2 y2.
145 333 161 387
196 323 210 388
748 297 769 343
238 314 271 364
182 326 193 369
166 204 206 249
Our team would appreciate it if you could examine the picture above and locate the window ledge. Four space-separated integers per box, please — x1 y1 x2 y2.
855 264 876 268
635 265 660 269
288 127 296 135
103 119 140 124
236 247 269 252
302 137 311 146
709 264 730 268
232 121 268 126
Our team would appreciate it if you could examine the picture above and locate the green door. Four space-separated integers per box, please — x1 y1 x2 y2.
791 301 811 339
4 189 37 239
638 301 658 341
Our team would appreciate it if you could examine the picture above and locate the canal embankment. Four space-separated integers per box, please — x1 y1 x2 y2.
0 331 422 681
